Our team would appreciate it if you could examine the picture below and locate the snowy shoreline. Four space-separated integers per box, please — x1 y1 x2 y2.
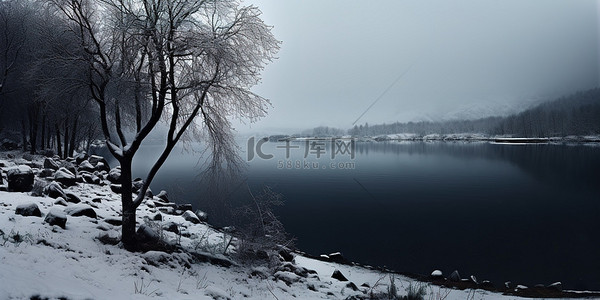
0 151 598 299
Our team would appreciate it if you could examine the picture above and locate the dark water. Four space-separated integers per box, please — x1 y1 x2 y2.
94 141 600 290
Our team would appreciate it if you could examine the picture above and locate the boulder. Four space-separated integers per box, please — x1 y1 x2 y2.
449 270 461 282
15 202 42 217
81 172 101 185
178 203 193 211
430 270 444 280
104 217 122 226
54 197 69 206
45 208 67 229
88 155 110 172
110 184 122 194
331 269 348 282
74 152 88 164
78 160 95 172
44 182 67 199
547 282 562 291
65 192 82 204
136 224 160 243
163 222 179 234
38 168 55 178
328 252 348 264
59 161 77 175
54 167 77 186
145 188 153 198
7 165 34 192
65 204 97 219
152 212 162 221
43 158 60 170
156 190 169 202
107 167 121 184
0 171 3 184
132 178 144 193
182 210 201 224
195 210 208 222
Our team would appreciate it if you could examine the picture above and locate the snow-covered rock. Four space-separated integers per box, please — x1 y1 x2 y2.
64 204 97 219
43 158 60 170
136 224 160 243
44 181 67 199
6 165 34 192
45 208 67 229
54 167 77 186
449 270 461 282
156 190 169 202
107 167 121 184
65 192 82 204
182 210 201 224
78 160 95 172
15 202 41 217
431 270 444 280
88 155 110 172
331 269 348 281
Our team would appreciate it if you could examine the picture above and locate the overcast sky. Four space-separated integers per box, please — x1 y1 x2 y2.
240 0 599 134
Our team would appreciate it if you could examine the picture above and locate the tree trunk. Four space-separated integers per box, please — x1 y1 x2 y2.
119 158 137 251
41 114 46 152
21 118 27 152
68 116 78 157
55 124 62 158
63 117 69 158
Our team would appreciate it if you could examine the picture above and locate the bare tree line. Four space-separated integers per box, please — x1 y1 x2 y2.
0 0 101 156
349 88 600 137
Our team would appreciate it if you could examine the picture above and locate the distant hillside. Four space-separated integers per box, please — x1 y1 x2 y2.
348 88 600 137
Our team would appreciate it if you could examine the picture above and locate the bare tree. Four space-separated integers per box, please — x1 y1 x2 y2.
49 0 279 250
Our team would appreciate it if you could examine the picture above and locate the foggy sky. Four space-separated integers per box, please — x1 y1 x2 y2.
241 0 599 134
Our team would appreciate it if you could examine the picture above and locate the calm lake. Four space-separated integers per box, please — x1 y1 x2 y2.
94 140 600 290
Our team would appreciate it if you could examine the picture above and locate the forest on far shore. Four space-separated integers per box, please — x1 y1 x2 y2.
335 88 600 137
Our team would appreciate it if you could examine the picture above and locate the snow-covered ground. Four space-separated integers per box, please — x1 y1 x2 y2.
0 153 591 299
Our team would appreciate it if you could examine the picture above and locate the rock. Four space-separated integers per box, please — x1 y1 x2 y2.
152 212 162 221
0 171 3 184
182 210 201 224
328 252 348 264
88 155 110 172
107 167 121 184
153 201 177 208
516 285 528 290
449 270 461 282
331 269 348 282
43 158 60 170
279 249 294 262
145 188 153 198
7 165 34 192
54 167 77 186
59 161 77 175
65 193 82 204
92 197 102 203
81 173 101 185
163 222 179 234
54 197 69 206
22 153 33 161
45 208 67 229
78 160 95 172
430 270 444 280
104 217 122 226
44 181 67 199
156 190 169 202
15 202 42 217
38 168 54 178
65 204 97 219
274 271 301 286
74 152 88 164
132 178 144 193
157 207 175 215
547 282 562 291
481 280 494 289
136 224 160 243
178 203 193 211
110 184 122 194
195 210 208 222
346 282 359 291
470 275 478 285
